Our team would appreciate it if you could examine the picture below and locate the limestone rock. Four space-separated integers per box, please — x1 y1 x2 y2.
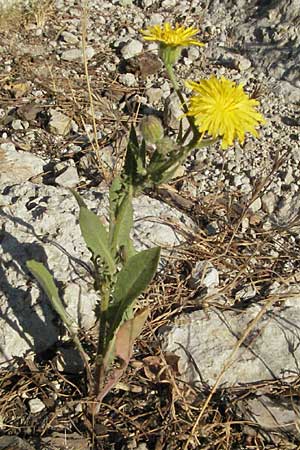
121 39 143 60
61 47 95 61
0 143 45 185
28 397 46 414
237 395 300 440
161 296 300 387
0 182 194 366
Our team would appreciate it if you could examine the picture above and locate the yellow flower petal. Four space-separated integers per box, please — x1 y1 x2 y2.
186 76 266 149
140 23 204 48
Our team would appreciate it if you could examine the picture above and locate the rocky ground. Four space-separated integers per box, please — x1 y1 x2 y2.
0 0 300 449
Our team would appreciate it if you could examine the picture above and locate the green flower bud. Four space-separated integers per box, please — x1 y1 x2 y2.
156 136 175 155
159 44 182 66
140 115 164 144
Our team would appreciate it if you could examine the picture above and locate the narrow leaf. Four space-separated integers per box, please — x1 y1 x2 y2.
110 191 133 256
72 190 115 274
124 127 138 180
26 260 74 330
94 307 149 406
27 260 92 383
108 247 160 337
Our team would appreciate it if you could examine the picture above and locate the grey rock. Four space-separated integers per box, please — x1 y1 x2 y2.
28 397 46 414
48 108 72 136
205 221 220 236
249 197 262 213
61 31 79 44
146 87 163 104
190 261 219 289
0 143 45 184
164 92 189 130
0 436 35 450
121 39 143 59
161 296 300 387
118 73 138 87
55 164 80 188
55 346 85 373
262 191 277 215
237 395 300 440
61 47 95 61
0 182 194 365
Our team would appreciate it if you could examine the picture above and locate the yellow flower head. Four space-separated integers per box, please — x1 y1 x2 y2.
140 23 204 48
186 76 266 149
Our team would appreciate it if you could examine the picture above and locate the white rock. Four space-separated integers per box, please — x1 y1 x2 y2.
161 0 176 6
121 39 143 60
164 92 189 130
61 31 79 44
161 296 300 387
12 119 23 130
262 191 277 214
0 182 195 366
191 261 219 289
28 398 46 414
119 73 138 87
249 197 262 213
237 55 252 71
55 166 79 188
0 143 45 184
146 87 163 104
235 285 257 301
284 166 294 184
61 47 95 61
148 13 164 26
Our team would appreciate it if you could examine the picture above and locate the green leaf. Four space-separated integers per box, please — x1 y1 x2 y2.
177 118 183 144
109 176 123 229
124 127 138 181
27 260 92 382
111 192 133 257
26 260 76 333
109 178 134 259
108 247 160 338
72 190 115 275
124 126 147 184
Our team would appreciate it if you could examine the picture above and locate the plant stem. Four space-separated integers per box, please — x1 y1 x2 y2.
94 280 110 396
165 63 200 141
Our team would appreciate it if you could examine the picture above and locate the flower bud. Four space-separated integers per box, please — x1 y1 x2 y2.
140 115 164 144
156 136 175 155
159 44 182 66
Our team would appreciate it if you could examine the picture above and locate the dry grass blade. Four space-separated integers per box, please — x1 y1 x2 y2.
81 0 109 182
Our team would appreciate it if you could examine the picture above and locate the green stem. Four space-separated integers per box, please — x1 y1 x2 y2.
94 280 110 396
165 64 200 141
